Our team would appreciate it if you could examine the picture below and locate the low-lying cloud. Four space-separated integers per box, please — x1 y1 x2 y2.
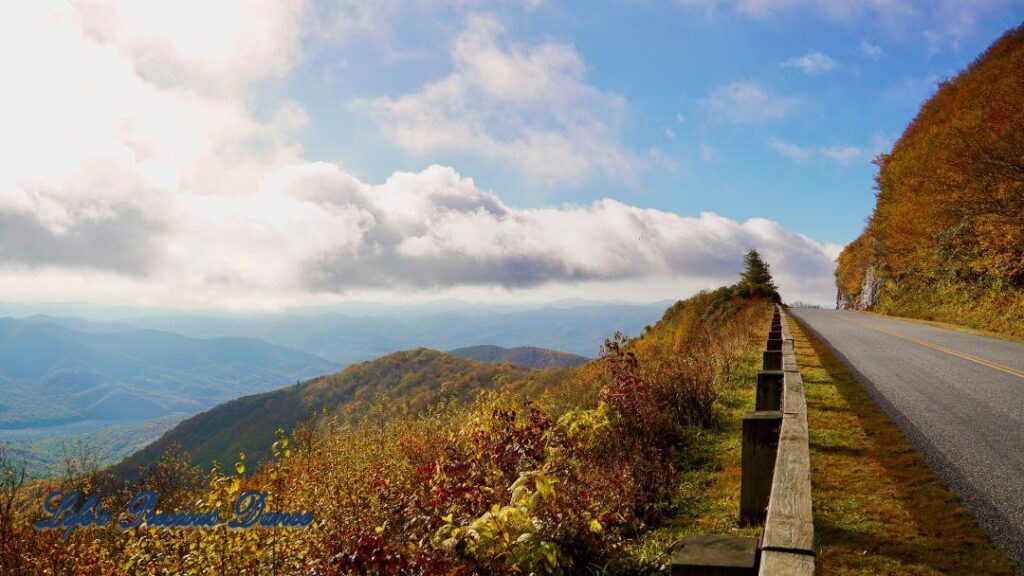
0 1 841 309
3 160 840 305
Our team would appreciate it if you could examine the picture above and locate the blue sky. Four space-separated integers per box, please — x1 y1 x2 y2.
1 1 1022 310
288 1 1021 244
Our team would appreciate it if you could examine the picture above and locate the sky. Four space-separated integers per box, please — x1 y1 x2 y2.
1 0 1022 311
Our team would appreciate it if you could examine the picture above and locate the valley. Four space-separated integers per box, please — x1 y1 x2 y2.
0 301 659 476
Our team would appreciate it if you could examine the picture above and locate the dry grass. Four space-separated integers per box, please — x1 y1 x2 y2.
853 309 1024 346
787 312 1015 575
619 346 764 573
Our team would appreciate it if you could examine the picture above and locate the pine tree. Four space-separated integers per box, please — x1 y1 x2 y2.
736 249 780 302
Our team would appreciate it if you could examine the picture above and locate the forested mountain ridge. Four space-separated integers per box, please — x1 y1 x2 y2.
111 348 563 478
447 345 588 369
835 24 1024 337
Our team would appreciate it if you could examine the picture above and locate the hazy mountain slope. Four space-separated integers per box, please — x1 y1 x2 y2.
112 349 562 478
128 303 664 364
835 24 1024 337
17 314 137 334
448 345 588 369
0 318 337 428
1 414 188 476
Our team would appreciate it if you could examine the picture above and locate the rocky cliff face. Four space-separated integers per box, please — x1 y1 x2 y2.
857 264 883 309
836 262 883 310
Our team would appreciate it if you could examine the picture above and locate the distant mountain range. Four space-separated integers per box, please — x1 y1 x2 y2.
112 348 565 479
0 317 338 429
0 300 664 476
7 302 664 365
448 345 588 369
126 304 662 364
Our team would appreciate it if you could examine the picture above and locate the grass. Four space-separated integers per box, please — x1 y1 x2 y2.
852 309 1024 346
618 345 764 573
786 311 1015 575
877 280 1024 342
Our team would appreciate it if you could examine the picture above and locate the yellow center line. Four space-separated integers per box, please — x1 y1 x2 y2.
841 316 1024 380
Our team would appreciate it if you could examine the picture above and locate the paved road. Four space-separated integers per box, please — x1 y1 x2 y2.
789 309 1024 569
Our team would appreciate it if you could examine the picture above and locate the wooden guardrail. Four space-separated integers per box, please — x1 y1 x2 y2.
672 305 815 575
758 307 814 575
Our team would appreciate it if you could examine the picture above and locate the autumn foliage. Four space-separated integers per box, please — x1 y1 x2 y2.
0 287 770 575
836 24 1024 336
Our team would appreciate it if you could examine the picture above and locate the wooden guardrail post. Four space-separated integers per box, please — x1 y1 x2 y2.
762 350 783 371
756 371 784 411
740 410 783 526
671 536 758 576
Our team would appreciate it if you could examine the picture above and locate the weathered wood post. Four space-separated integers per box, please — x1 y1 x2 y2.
740 410 782 526
671 535 758 575
762 350 783 371
756 371 784 411
766 336 782 351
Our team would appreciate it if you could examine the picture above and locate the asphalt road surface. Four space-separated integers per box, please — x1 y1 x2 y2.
789 308 1024 569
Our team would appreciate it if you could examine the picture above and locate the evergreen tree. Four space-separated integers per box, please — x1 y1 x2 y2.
736 249 780 302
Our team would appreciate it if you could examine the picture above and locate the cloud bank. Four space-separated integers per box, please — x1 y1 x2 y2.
0 1 840 309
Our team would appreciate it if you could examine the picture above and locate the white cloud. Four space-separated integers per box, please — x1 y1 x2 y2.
0 1 840 309
820 145 862 165
769 137 863 165
0 1 307 272
768 137 812 162
358 15 643 186
860 39 884 59
2 150 840 305
701 82 798 124
314 0 547 41
682 0 1017 52
72 0 306 94
676 0 722 13
870 132 895 157
782 52 836 74
1 163 841 307
699 142 720 164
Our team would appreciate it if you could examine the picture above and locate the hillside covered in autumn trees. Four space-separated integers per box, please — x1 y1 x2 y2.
112 349 564 480
836 24 1024 337
0 261 776 575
